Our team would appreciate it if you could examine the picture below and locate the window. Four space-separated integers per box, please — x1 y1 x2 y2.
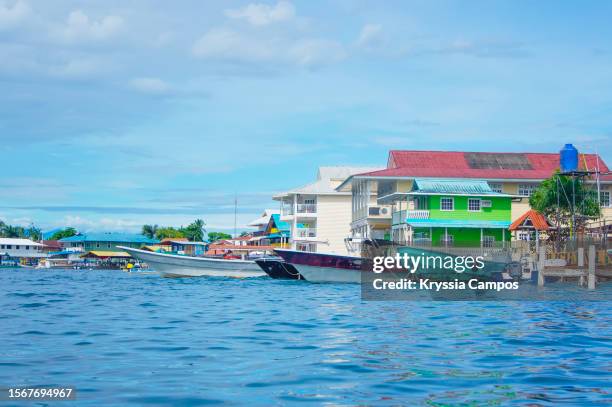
518 183 537 197
16 245 20 250
518 231 530 241
96 243 100 248
440 235 454 245
7 245 12 249
601 191 611 208
440 197 454 211
468 198 481 212
304 198 315 205
482 236 495 247
25 246 29 250
489 182 503 193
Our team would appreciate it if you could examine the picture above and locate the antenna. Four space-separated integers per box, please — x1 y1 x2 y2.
234 194 237 238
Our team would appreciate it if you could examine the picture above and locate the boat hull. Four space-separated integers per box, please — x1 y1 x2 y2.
274 249 370 283
254 258 303 280
118 247 265 278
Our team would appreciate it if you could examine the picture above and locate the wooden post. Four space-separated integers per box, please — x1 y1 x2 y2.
578 247 585 286
538 245 546 287
588 245 596 290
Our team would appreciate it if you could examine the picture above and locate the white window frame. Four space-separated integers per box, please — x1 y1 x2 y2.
488 182 503 193
518 231 530 241
468 198 481 212
518 183 537 197
482 235 495 247
440 197 454 211
440 234 454 245
600 191 611 208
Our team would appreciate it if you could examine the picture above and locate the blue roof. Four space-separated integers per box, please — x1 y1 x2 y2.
59 233 159 244
406 219 511 229
271 214 291 231
413 179 508 196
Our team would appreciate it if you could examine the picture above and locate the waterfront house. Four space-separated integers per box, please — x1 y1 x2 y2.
337 150 612 245
274 166 382 254
0 238 47 265
398 179 514 246
169 240 207 256
59 232 159 252
262 214 291 248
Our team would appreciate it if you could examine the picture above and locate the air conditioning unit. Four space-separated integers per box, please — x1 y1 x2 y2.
380 207 389 215
481 200 492 208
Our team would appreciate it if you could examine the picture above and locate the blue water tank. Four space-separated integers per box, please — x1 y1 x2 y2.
560 143 579 173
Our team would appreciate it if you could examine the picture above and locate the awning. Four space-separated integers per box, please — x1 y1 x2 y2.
82 251 132 258
406 219 511 229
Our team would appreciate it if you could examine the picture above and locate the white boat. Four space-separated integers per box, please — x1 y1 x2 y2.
118 246 265 278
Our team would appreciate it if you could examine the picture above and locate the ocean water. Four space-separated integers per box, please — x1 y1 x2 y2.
1 268 611 406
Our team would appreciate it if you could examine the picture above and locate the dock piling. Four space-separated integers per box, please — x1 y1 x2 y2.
537 246 546 287
588 245 596 290
578 247 585 286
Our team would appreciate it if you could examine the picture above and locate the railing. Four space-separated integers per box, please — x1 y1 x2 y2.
296 204 317 214
406 210 430 219
294 228 317 238
281 206 294 216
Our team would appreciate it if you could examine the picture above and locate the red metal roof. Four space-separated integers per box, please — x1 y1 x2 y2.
509 209 551 231
359 150 612 181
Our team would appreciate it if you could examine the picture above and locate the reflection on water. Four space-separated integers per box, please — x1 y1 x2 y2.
0 268 611 406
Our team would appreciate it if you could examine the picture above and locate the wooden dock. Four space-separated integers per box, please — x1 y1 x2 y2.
537 245 610 289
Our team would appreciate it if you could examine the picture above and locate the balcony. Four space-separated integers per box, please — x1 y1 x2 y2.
281 204 317 220
296 204 317 214
406 210 430 219
392 210 406 225
294 228 317 239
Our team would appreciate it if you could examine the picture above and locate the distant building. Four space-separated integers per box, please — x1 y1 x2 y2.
274 166 382 254
59 233 159 252
168 240 207 256
0 238 46 265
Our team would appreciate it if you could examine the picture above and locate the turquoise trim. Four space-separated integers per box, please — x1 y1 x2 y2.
406 218 511 229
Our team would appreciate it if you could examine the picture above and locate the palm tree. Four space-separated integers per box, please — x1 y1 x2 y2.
142 224 159 239
2 225 24 238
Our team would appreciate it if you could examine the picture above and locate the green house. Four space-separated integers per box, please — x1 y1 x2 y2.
404 179 513 247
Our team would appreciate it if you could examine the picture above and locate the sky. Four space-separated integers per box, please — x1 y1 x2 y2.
0 0 611 234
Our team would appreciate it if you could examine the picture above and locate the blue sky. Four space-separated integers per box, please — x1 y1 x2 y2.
1 0 611 234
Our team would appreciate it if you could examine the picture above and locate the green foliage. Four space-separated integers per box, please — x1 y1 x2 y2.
142 224 159 239
529 172 601 240
180 219 206 242
155 227 185 240
0 224 25 238
207 232 232 242
49 227 78 241
27 226 42 241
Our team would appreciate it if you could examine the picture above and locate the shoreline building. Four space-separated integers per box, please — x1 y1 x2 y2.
338 150 612 246
274 166 382 254
59 232 159 253
0 238 47 266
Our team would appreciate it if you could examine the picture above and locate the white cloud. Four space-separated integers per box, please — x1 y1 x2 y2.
56 10 123 43
0 0 29 30
289 39 346 67
357 24 383 49
225 1 294 26
49 57 112 78
192 27 346 68
192 28 275 61
129 77 171 95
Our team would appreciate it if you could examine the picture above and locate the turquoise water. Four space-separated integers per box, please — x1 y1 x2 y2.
1 268 611 406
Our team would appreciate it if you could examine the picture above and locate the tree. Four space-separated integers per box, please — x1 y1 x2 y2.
1 225 24 238
530 172 601 241
142 224 159 239
207 232 232 242
155 227 185 240
239 231 251 237
180 219 206 242
49 228 78 241
27 226 42 241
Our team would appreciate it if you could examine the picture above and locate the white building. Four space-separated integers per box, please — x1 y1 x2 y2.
274 166 381 254
0 238 47 263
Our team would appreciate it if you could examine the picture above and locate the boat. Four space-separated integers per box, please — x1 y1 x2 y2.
274 240 520 283
273 249 371 283
117 246 265 278
254 257 303 280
